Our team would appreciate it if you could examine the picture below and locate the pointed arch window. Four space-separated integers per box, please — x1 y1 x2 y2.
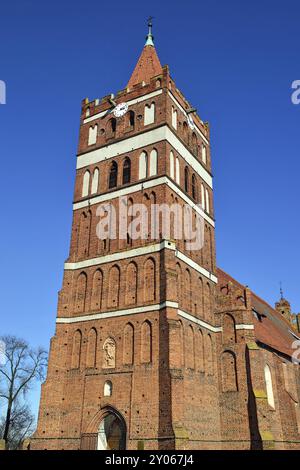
184 167 189 193
139 151 147 180
122 158 131 185
192 132 198 156
88 125 97 146
171 107 177 129
192 174 196 200
82 170 90 197
91 168 99 194
169 151 175 179
264 364 275 408
175 157 180 184
183 122 188 140
205 188 210 214
128 110 135 128
109 161 118 189
149 149 157 176
202 144 207 164
109 118 116 133
144 103 155 125
104 380 112 397
201 183 205 210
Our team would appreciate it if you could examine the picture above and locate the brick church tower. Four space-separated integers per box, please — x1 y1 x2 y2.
32 23 300 451
32 22 219 450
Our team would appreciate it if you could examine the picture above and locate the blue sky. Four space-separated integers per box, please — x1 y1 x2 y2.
0 0 299 417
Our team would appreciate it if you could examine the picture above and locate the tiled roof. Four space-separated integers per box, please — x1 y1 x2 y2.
252 293 298 357
217 267 299 358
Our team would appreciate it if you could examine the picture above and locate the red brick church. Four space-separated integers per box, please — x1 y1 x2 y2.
32 23 300 450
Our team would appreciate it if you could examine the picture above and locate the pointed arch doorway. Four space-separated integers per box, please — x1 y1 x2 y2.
97 410 126 450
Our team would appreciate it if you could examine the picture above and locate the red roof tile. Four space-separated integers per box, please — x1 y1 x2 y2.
217 267 299 358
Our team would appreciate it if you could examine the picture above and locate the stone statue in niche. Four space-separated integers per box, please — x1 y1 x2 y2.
103 338 116 368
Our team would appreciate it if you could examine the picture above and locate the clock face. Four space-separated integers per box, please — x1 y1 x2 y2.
187 114 195 130
113 102 128 117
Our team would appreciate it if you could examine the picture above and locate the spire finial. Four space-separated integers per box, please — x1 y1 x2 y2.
145 16 155 46
280 281 284 300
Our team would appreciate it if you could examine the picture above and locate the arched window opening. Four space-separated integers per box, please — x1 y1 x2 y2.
91 269 103 311
86 328 97 368
183 122 188 139
109 161 118 189
176 263 182 306
75 272 87 313
184 167 189 193
184 269 191 311
97 411 126 450
125 263 137 305
82 171 90 197
144 258 156 302
176 157 180 184
172 107 177 129
192 133 198 156
186 325 195 369
223 314 236 344
221 351 238 392
144 103 155 125
205 188 210 214
122 158 131 185
71 330 82 369
141 321 152 363
123 323 134 365
264 365 275 408
202 144 207 164
192 174 196 200
128 110 135 129
139 151 147 180
149 149 157 177
197 329 204 372
77 211 91 259
104 381 112 397
108 118 116 134
169 151 175 179
88 125 97 146
201 184 205 210
107 266 120 308
91 168 99 194
206 334 214 375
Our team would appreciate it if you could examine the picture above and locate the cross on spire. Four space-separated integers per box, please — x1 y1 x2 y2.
145 16 155 46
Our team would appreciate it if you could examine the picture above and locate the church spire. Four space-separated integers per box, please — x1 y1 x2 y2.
145 16 154 46
127 18 163 89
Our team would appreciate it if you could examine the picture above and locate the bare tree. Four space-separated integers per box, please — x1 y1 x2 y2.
0 335 47 449
0 402 35 449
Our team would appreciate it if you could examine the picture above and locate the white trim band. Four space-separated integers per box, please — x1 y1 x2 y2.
178 309 222 333
235 324 255 330
73 175 215 227
83 90 163 125
56 302 221 333
64 240 174 270
56 301 177 324
175 249 218 284
76 125 213 188
64 241 218 285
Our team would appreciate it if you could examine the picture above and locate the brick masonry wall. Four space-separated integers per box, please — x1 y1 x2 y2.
32 66 300 450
